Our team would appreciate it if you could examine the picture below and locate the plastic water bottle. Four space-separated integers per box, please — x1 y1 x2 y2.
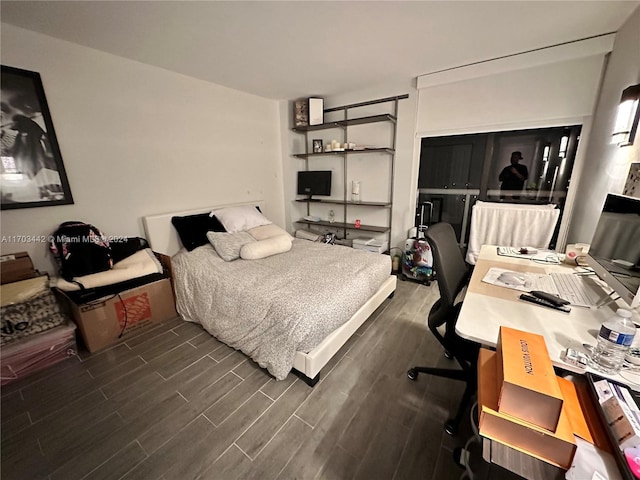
592 309 636 373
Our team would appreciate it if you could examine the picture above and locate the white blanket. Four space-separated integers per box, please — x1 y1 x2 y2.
466 201 560 265
173 240 391 380
54 248 163 291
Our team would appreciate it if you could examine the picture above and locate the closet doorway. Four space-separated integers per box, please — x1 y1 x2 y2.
417 125 581 248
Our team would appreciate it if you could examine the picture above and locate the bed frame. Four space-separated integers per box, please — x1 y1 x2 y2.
142 201 397 386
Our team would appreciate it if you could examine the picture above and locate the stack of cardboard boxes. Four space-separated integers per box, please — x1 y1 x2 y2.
1 249 179 385
0 252 77 385
478 326 608 469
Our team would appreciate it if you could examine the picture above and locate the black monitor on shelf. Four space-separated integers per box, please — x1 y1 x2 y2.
297 171 331 201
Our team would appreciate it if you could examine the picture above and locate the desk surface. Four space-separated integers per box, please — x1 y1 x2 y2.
457 245 640 387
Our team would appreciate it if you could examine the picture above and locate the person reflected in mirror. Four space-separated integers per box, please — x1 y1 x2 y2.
499 151 528 200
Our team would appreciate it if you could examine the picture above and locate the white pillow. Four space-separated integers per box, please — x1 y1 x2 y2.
207 231 255 261
247 224 293 241
240 234 292 260
212 206 271 234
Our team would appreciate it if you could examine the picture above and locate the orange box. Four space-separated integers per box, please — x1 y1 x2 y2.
497 326 564 431
59 278 176 352
479 348 580 469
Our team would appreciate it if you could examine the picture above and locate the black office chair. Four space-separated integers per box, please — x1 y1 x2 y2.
407 222 479 436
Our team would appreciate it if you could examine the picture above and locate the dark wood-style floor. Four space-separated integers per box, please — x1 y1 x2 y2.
1 280 476 480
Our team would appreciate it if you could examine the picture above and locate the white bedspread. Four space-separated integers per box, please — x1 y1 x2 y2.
466 201 560 265
172 239 391 380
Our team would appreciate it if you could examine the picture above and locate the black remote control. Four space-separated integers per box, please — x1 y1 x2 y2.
519 293 571 313
530 290 570 306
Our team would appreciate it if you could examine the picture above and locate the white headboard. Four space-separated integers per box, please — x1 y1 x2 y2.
142 200 264 257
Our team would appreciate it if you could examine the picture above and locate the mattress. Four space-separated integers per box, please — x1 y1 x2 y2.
172 239 391 379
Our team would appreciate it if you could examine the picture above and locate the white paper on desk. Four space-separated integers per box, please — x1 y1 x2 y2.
497 247 536 258
482 267 559 294
565 437 621 480
497 247 561 263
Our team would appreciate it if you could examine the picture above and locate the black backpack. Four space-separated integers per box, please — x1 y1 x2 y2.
50 222 113 282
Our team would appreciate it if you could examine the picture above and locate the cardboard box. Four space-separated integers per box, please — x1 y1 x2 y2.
478 348 578 469
496 326 564 431
60 278 176 353
0 252 37 285
0 275 49 307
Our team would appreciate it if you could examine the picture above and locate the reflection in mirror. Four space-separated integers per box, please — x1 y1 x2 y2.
417 125 582 248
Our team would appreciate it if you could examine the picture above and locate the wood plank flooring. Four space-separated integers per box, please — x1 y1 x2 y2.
1 280 476 480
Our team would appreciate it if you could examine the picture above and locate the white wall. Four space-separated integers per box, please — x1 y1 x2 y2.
417 54 605 136
0 24 285 273
281 79 419 250
567 6 640 244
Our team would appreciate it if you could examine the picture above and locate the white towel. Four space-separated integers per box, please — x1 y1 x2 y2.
466 202 560 265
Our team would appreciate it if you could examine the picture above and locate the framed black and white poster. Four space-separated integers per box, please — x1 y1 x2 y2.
1 65 73 210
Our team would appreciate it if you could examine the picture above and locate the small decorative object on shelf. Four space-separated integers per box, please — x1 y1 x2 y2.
294 99 308 127
351 180 361 202
308 98 324 126
294 97 324 127
355 219 361 229
313 139 323 153
329 210 335 224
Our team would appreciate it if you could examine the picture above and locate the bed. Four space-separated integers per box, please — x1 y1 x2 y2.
142 201 396 385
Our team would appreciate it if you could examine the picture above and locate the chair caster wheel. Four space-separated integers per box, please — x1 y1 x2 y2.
444 419 457 436
407 368 418 381
444 350 453 359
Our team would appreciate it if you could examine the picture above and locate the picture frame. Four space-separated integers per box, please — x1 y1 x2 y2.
293 97 324 128
1 65 74 210
312 139 323 153
308 97 324 126
294 99 308 128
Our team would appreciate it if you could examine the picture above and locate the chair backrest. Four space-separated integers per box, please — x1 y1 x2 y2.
425 222 469 308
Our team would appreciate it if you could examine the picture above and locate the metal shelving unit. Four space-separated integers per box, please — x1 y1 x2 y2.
292 114 396 133
292 94 408 243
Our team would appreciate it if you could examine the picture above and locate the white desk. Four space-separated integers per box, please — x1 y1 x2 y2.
457 245 640 386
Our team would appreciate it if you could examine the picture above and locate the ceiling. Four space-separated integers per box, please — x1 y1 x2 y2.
1 1 638 100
